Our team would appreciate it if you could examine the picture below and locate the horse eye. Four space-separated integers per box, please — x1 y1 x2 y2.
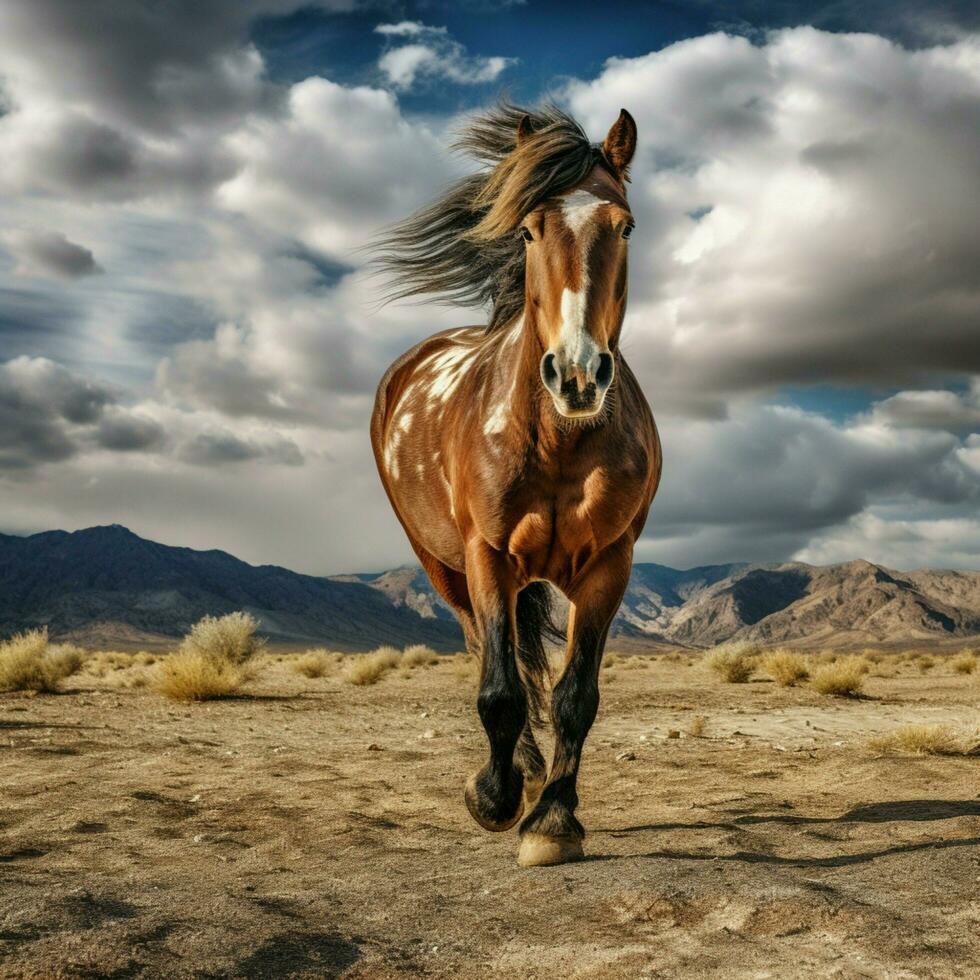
521 227 533 243
622 223 635 240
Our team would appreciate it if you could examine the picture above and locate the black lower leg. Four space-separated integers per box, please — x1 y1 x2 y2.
466 609 527 831
520 623 603 842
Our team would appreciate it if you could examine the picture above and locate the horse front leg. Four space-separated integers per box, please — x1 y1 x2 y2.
517 538 632 867
463 539 527 833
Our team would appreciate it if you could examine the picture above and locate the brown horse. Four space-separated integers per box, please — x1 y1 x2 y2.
371 104 661 867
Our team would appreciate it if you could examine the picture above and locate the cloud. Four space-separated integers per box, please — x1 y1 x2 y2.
796 512 980 570
0 356 114 469
95 409 165 452
215 78 452 257
566 29 980 410
0 12 978 574
374 20 514 89
639 397 980 567
0 355 308 474
178 430 303 467
867 382 980 433
3 229 102 279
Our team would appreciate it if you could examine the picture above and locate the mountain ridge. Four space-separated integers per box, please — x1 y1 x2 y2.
1 525 978 650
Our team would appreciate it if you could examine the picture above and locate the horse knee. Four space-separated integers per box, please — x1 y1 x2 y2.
476 678 526 741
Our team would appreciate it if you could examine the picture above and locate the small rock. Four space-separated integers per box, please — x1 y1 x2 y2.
421 729 437 740
616 750 637 761
667 730 681 739
420 711 429 719
189 794 202 803
367 743 382 752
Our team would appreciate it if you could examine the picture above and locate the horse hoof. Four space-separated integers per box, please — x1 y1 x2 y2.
464 773 523 832
517 833 584 867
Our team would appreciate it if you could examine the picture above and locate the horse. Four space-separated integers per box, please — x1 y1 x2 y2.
370 104 661 867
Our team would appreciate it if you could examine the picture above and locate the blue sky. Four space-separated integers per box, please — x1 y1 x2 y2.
0 0 977 573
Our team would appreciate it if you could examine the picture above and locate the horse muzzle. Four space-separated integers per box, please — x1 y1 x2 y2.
540 348 615 418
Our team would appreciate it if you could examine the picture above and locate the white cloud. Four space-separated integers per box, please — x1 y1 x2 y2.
374 20 514 90
567 29 980 408
867 383 980 433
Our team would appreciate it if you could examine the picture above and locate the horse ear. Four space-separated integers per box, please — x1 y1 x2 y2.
602 108 637 178
516 113 535 146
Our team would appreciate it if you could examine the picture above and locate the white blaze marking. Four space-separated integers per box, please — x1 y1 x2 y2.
555 191 606 380
561 189 603 237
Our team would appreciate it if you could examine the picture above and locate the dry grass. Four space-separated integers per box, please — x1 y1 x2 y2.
179 611 264 664
292 649 343 678
916 655 935 673
344 647 402 686
950 651 977 675
688 715 707 738
704 643 758 684
156 652 250 702
451 653 478 681
401 644 439 668
868 724 967 756
155 611 263 701
0 628 82 693
760 649 809 687
810 656 868 697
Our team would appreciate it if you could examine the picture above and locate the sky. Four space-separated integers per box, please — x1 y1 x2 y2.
0 0 978 575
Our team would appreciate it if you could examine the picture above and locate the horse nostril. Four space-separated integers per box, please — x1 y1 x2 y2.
541 352 559 389
596 352 614 388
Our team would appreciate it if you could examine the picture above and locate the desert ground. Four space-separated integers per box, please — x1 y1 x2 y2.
1 647 978 979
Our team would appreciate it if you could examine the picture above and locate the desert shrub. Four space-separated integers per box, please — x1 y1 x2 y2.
810 656 867 697
401 644 439 668
156 651 249 702
156 611 263 701
950 651 977 675
688 715 707 737
344 647 401 686
868 724 964 756
602 653 621 670
292 649 342 678
704 643 758 684
0 628 82 693
760 649 809 687
180 611 264 665
916 655 935 672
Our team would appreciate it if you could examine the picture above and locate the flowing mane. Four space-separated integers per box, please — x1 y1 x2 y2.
372 103 608 331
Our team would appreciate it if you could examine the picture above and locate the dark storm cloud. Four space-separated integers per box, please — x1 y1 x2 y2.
95 411 166 452
0 357 114 468
178 431 304 466
4 230 102 279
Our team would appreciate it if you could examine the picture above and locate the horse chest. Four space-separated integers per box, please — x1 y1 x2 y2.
495 460 644 585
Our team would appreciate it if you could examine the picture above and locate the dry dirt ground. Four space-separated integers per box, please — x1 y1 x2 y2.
1 653 978 979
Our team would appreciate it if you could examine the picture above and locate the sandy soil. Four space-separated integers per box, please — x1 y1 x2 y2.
1 653 978 979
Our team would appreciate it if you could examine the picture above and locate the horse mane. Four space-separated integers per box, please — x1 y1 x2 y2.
371 103 604 332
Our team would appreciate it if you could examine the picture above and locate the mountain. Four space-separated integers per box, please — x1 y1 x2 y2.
353 557 980 649
2 525 979 650
0 525 463 651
